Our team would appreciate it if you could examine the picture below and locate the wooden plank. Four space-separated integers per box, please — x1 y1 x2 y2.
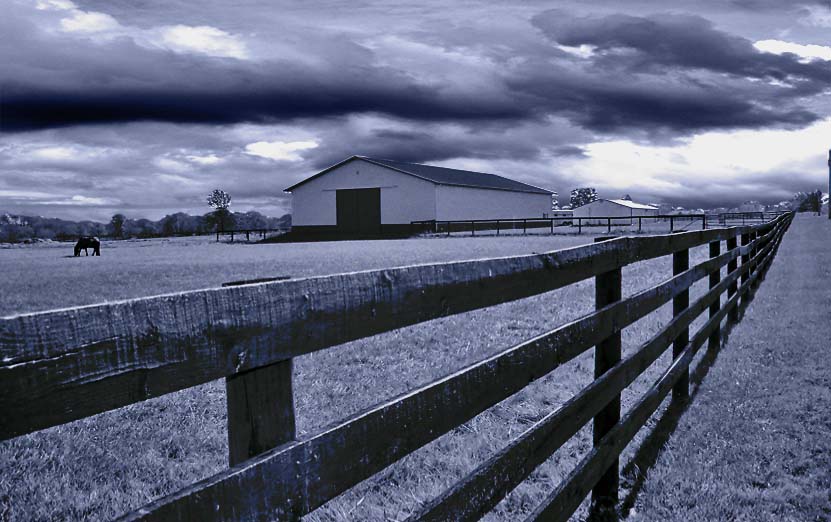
708 241 721 351
591 267 621 518
0 224 766 441
121 247 752 522
226 360 295 466
726 235 739 322
740 232 751 291
122 324 605 522
672 247 690 402
526 328 699 522
405 248 744 522
0 240 626 440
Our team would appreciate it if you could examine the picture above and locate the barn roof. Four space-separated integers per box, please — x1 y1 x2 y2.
606 199 659 210
284 156 553 195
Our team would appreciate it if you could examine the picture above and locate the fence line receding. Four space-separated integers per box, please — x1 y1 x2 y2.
0 213 794 522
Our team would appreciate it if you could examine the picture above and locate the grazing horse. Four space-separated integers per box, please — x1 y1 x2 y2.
74 236 100 256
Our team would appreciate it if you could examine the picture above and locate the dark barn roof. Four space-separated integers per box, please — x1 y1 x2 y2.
284 155 553 195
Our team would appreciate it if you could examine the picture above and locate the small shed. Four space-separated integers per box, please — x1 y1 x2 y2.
572 199 659 225
284 156 553 236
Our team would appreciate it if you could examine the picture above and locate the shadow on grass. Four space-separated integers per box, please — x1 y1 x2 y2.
616 268 772 520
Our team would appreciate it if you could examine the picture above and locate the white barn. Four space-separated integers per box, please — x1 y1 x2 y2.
572 199 659 225
284 156 553 236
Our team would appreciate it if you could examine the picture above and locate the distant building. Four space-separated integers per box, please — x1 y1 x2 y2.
284 156 554 236
572 199 659 225
738 201 765 213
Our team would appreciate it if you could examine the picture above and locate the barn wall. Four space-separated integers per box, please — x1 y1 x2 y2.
572 200 658 225
290 159 436 226
435 186 551 221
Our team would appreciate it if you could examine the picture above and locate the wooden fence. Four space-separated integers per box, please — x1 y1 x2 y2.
412 214 709 236
0 212 793 521
412 212 790 237
215 227 289 242
717 211 786 226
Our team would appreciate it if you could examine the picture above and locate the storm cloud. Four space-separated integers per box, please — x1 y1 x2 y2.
1 0 830 219
4 2 829 135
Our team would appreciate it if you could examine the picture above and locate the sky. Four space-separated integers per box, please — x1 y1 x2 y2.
1 0 831 221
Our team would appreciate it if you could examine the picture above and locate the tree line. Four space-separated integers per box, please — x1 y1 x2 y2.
0 210 290 243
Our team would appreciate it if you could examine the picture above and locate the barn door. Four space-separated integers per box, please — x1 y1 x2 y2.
336 188 381 235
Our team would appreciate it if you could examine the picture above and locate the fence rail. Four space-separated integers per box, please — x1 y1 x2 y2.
0 212 793 521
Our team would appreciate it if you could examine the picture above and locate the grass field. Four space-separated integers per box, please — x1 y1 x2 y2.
0 232 720 521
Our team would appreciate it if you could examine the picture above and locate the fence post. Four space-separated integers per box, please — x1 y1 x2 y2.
226 360 296 466
750 230 761 288
740 232 750 297
670 216 674 232
578 218 582 235
709 241 721 350
550 219 554 234
702 215 707 230
727 235 739 322
607 217 611 234
471 221 475 236
638 217 642 233
591 247 622 519
672 247 689 402
523 218 527 235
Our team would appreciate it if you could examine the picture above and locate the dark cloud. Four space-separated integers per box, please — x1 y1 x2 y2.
511 69 818 133
522 10 830 134
532 11 831 86
1 71 526 132
552 145 587 158
4 3 827 137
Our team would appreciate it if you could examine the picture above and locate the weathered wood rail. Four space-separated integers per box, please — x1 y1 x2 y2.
0 213 793 521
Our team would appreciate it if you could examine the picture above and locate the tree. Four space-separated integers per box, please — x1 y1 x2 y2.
207 189 233 232
570 187 598 208
798 190 823 214
110 214 126 238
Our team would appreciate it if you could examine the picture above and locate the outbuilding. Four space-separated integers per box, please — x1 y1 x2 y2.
284 156 553 236
572 199 659 225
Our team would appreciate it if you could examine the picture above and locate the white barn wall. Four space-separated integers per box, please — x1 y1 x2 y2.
573 200 658 225
435 185 551 221
291 159 436 226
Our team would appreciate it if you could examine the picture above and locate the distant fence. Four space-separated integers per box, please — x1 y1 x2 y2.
718 211 786 225
412 214 708 235
0 213 793 521
412 211 790 236
215 227 289 242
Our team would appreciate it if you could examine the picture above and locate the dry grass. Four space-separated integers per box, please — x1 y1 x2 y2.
0 232 723 521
